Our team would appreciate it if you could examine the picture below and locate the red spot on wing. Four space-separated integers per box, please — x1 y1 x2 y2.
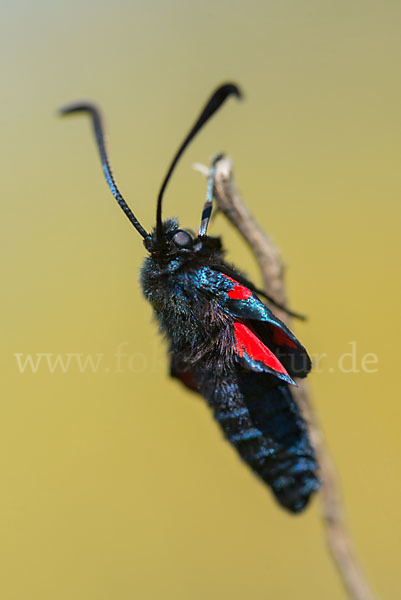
222 274 253 300
272 327 298 349
234 321 289 376
222 274 299 353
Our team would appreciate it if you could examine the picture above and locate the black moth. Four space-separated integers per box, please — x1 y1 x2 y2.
60 83 320 512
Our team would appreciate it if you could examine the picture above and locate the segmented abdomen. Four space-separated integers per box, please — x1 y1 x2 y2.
201 371 320 512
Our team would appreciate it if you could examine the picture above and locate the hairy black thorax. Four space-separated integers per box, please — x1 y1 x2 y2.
141 219 236 371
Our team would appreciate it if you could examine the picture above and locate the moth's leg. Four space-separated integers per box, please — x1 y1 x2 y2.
198 153 225 237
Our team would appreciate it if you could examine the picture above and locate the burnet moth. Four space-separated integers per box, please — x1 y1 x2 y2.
60 83 320 513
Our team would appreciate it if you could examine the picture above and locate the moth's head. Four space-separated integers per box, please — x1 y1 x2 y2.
144 219 192 256
59 84 242 251
144 218 222 259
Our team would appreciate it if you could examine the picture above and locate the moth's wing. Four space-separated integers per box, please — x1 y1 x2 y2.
170 358 200 393
212 270 312 379
233 320 296 385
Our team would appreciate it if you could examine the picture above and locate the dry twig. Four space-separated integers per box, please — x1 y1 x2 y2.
194 157 377 600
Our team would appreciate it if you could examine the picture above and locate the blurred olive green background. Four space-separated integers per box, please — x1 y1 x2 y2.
1 1 400 598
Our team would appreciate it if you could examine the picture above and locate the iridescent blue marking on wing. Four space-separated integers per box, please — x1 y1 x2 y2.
239 348 295 383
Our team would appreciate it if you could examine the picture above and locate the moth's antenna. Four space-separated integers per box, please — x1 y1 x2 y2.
156 83 242 242
59 102 149 239
198 153 225 238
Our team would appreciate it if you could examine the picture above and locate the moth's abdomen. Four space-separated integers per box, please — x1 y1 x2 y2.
203 372 320 513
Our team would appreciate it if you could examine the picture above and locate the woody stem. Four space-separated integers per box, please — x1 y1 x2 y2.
194 156 377 600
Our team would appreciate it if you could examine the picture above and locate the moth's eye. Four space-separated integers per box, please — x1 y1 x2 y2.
172 229 193 249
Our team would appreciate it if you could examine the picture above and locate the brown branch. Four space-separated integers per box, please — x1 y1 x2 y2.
194 157 377 600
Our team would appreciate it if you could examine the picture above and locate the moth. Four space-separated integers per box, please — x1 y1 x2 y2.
60 83 320 512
